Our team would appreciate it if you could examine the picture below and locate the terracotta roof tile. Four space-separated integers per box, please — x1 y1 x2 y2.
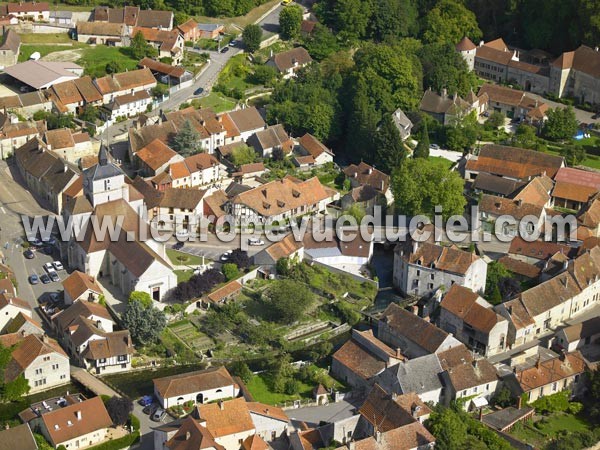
343 162 389 193
269 47 312 72
332 339 387 380
62 270 102 301
5 334 67 382
516 351 586 392
196 397 254 437
136 139 179 171
207 280 242 303
41 396 113 446
441 285 505 333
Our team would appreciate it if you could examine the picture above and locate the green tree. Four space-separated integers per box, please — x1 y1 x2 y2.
414 121 430 158
586 366 600 423
344 203 366 222
426 405 468 450
262 279 314 324
371 0 419 41
561 145 587 166
171 119 201 155
332 0 372 42
422 0 482 45
392 157 466 220
130 31 157 60
485 111 505 129
34 434 53 450
303 24 339 61
230 361 253 383
128 291 153 309
2 375 29 401
444 113 478 151
122 301 166 345
78 106 99 123
491 386 514 408
375 114 405 173
543 106 579 141
279 4 303 40
242 24 262 53
230 145 257 166
252 65 278 86
222 263 240 281
105 60 124 74
484 261 511 305
418 43 478 97
512 123 538 149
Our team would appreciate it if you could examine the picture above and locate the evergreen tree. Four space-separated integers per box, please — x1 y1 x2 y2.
375 114 405 173
171 119 201 155
414 121 430 158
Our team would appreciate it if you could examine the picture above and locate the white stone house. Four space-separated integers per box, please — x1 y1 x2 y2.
0 333 70 394
102 90 153 121
393 241 487 298
554 316 600 352
153 366 240 409
247 402 289 442
62 270 103 305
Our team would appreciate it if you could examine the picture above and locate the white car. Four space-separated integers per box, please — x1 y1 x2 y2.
220 250 233 262
52 261 64 271
175 229 190 240
248 238 265 246
43 262 54 273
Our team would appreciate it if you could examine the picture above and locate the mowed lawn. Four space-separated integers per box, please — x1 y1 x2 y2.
245 374 313 405
77 46 139 78
19 33 73 44
510 412 591 448
18 44 79 61
166 249 204 267
196 92 237 113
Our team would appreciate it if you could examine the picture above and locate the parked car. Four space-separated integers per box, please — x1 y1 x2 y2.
48 270 59 282
27 237 43 247
429 144 440 150
229 40 237 47
29 274 39 285
172 241 184 250
281 0 292 4
52 261 64 271
220 250 233 262
43 262 54 273
139 395 154 406
152 408 166 422
220 46 230 53
24 249 35 259
40 274 51 284
42 236 56 246
248 238 265 246
143 403 158 415
48 292 60 303
193 87 204 96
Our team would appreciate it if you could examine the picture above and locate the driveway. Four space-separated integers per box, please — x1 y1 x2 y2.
133 401 173 450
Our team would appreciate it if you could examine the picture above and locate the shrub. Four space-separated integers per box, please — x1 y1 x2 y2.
129 413 140 431
85 432 140 450
222 263 240 281
531 391 570 415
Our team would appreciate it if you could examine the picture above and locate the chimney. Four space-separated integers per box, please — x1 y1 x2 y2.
380 179 384 191
559 350 567 361
42 334 49 343
441 88 447 98
185 431 191 440
391 392 397 400
367 166 373 175
348 441 355 450
479 40 484 47
64 164 68 173
375 431 382 443
515 199 522 207
535 355 541 369
76 410 82 420
411 405 421 419
96 320 103 330
472 359 478 369
396 348 402 359
218 401 224 411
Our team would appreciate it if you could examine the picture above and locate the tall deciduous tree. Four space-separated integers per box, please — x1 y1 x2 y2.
130 31 157 60
392 157 466 220
303 24 339 61
242 24 262 53
230 145 257 166
419 43 478 97
422 0 482 45
332 0 372 42
371 0 419 42
279 4 303 40
262 280 313 324
543 107 579 141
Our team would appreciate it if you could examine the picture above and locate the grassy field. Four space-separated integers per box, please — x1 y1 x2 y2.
196 92 237 113
166 249 204 266
18 44 78 61
53 2 95 11
509 412 591 448
245 373 313 405
19 33 73 44
77 46 139 78
174 269 195 283
428 155 455 170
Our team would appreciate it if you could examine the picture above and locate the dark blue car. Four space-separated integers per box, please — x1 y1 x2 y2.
139 395 153 406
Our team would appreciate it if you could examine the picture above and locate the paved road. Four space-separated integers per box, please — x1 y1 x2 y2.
103 4 283 145
0 160 66 322
71 367 121 397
